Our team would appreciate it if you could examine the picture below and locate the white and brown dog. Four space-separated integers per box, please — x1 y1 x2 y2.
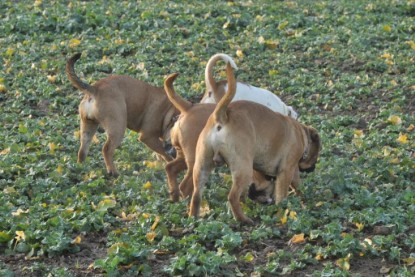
190 63 321 224
200 53 298 119
66 53 178 177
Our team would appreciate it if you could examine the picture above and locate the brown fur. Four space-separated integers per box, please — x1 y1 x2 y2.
66 53 178 177
164 73 273 202
190 63 321 224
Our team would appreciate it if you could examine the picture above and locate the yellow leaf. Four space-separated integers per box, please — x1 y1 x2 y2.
403 257 415 266
289 233 305 244
255 15 264 22
390 157 400 164
71 235 82 244
388 115 402 125
74 130 80 139
265 40 279 49
69 38 81 48
15 231 25 242
236 49 244 58
406 40 415 50
289 210 297 220
397 133 408 144
48 142 56 154
243 252 255 262
199 200 210 217
355 222 364 231
3 186 16 194
0 84 7 93
143 181 152 189
47 75 57 83
5 47 15 57
315 253 323 261
278 20 289 30
315 201 324 207
92 135 99 144
151 216 160 231
353 129 364 138
12 209 29 217
336 256 351 271
280 214 288 225
34 0 42 7
142 213 150 219
269 69 279 76
56 165 63 175
0 147 10 155
380 53 393 59
383 146 392 157
383 25 392 32
146 231 157 242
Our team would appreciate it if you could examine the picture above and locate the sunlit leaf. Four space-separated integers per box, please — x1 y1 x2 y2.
355 222 364 231
143 181 152 189
288 233 305 244
151 216 160 231
71 235 82 245
0 147 10 155
69 38 81 48
388 115 402 125
96 199 117 212
336 255 351 271
236 49 244 58
406 40 415 50
146 231 157 242
47 75 57 83
243 252 255 262
15 231 26 242
382 25 392 32
397 133 408 144
0 84 7 93
354 129 364 138
12 208 29 217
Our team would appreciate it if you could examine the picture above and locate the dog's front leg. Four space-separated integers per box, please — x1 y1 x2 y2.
229 170 254 224
139 133 173 162
165 153 187 202
274 167 296 204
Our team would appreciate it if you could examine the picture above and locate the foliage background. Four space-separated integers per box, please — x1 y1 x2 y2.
0 0 414 276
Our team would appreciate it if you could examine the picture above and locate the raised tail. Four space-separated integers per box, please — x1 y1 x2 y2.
66 53 95 96
164 73 193 114
213 62 236 124
205 53 238 102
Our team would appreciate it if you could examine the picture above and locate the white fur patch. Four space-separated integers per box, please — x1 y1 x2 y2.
81 97 96 119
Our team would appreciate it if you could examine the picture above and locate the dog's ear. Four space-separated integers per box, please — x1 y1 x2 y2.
309 127 321 150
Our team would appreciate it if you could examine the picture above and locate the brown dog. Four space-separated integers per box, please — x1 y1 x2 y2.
190 63 321 224
163 74 301 203
66 53 178 177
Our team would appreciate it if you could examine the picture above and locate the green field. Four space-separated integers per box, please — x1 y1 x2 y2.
1 0 414 276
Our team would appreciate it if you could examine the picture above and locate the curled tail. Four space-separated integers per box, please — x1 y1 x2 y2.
66 53 96 96
164 73 193 113
205 53 238 102
213 62 236 124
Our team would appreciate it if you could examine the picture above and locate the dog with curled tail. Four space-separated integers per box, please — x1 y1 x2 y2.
200 53 298 119
66 53 178 177
190 62 321 224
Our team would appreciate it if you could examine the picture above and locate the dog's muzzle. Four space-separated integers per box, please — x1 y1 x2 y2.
164 143 176 159
300 164 315 173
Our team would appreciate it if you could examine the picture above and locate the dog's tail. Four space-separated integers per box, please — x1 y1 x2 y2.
66 53 96 96
205 53 238 102
213 62 236 124
164 73 192 113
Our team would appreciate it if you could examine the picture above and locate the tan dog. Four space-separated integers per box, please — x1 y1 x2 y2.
190 63 321 224
163 74 270 202
66 53 178 177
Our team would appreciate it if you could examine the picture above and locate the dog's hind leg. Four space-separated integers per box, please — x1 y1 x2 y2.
165 152 187 202
229 169 254 224
78 118 99 163
139 133 172 162
102 124 125 177
190 155 213 218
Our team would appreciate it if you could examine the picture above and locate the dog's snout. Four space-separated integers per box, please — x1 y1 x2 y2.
300 164 315 173
164 143 176 159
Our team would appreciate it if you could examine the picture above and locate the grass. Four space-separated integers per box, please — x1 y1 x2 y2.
1 0 414 276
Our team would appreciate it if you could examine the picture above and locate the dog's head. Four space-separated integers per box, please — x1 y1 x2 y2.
248 171 274 204
299 126 321 173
